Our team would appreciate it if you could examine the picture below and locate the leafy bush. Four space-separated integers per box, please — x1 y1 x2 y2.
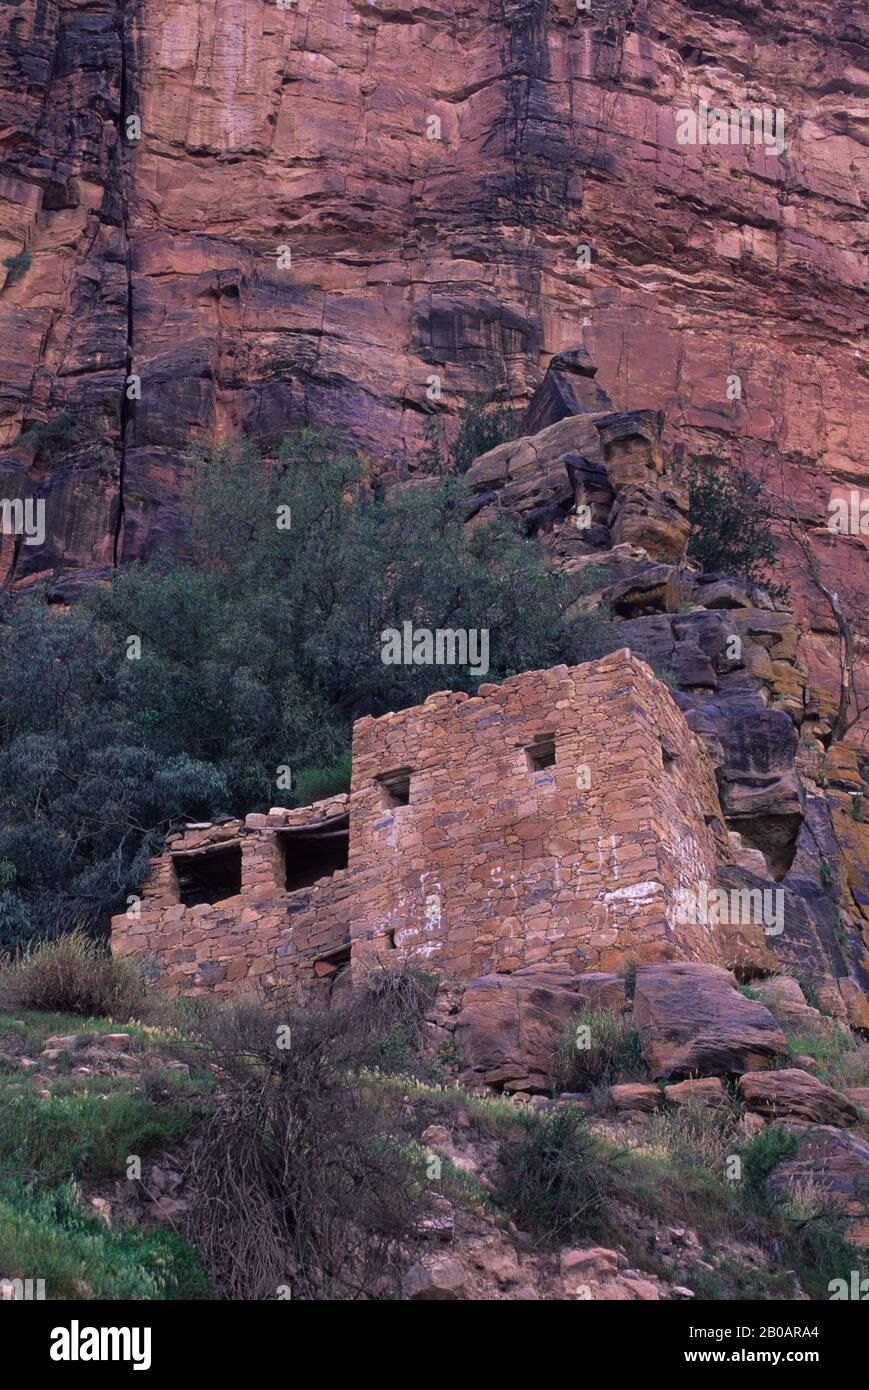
553 1007 645 1092
495 1106 623 1246
0 1177 212 1299
2 251 31 286
738 1123 800 1198
0 931 148 1018
17 411 83 465
0 429 612 946
418 390 518 475
681 459 787 599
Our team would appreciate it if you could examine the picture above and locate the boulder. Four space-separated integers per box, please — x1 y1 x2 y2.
738 1069 859 1126
609 1083 662 1113
844 1087 869 1116
520 348 614 435
821 743 865 793
664 1077 728 1108
455 965 584 1092
633 962 787 1080
605 562 683 618
465 413 603 528
403 1259 466 1301
752 976 845 1039
560 1247 621 1278
573 972 626 1015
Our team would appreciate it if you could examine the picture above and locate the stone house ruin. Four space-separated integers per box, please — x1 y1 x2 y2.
112 649 729 1000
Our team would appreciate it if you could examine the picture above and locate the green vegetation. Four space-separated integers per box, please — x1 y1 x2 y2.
0 429 612 949
784 1026 863 1088
0 1079 207 1182
0 1001 214 1300
417 389 519 476
553 1006 645 1093
495 1106 625 1245
1 971 864 1302
681 458 788 600
0 1178 213 1299
17 411 83 465
2 250 31 286
0 930 149 1018
291 752 353 807
652 665 681 690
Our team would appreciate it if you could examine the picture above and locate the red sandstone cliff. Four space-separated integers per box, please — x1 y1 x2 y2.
0 0 867 724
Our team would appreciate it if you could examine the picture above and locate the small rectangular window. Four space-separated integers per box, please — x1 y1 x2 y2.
278 816 350 894
377 768 412 808
526 736 556 772
173 843 242 908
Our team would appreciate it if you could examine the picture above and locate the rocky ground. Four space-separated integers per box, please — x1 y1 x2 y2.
2 970 867 1301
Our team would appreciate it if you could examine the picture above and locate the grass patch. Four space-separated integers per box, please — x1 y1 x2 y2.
0 931 148 1020
784 1028 856 1088
553 1007 645 1093
0 1177 212 1299
619 1114 862 1300
368 1072 522 1140
0 1081 208 1183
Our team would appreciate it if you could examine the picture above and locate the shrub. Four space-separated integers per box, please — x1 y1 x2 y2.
737 1123 800 1198
553 1007 645 1092
0 930 147 1018
681 458 787 600
495 1106 623 1246
418 390 518 475
17 411 82 465
2 250 31 286
183 983 429 1299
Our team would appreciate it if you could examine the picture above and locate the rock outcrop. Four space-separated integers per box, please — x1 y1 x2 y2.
737 1069 860 1127
633 962 787 1080
455 964 591 1094
769 1125 869 1250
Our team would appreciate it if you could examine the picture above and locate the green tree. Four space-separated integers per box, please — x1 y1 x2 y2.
682 459 787 599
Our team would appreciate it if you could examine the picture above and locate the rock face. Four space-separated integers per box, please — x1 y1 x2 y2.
737 1069 860 1127
633 962 787 1081
0 0 866 657
455 965 584 1093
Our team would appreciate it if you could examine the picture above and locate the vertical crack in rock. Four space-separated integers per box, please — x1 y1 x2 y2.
113 0 134 568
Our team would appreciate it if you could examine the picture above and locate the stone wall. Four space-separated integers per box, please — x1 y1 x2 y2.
111 797 354 1002
112 649 728 997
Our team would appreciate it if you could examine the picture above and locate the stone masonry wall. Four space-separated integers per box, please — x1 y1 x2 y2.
111 650 728 997
111 797 354 1002
347 649 726 979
